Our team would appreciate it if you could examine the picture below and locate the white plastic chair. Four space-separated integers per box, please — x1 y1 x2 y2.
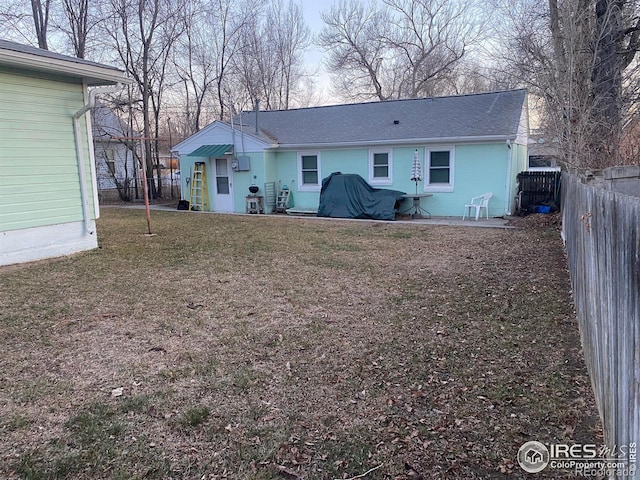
462 192 493 220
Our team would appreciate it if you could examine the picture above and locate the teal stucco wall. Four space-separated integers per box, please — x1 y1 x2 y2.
272 143 515 217
232 152 267 210
181 141 525 217
446 143 509 218
181 151 268 212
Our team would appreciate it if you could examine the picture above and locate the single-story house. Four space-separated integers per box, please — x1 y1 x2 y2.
173 89 529 217
0 39 130 266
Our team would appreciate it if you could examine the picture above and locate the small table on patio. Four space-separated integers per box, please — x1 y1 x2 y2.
401 193 433 219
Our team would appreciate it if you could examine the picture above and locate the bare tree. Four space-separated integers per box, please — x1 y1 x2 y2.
173 0 218 133
589 0 640 163
319 0 485 101
0 0 51 47
442 57 519 95
207 0 262 121
319 0 390 101
100 0 185 198
386 0 483 97
30 0 50 49
491 0 640 168
0 0 101 58
230 0 311 113
234 15 274 109
266 0 311 109
58 0 90 58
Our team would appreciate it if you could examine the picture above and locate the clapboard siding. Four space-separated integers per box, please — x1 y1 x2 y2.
2 206 81 229
0 130 76 142
1 164 81 176
0 68 91 233
562 171 639 466
2 179 80 195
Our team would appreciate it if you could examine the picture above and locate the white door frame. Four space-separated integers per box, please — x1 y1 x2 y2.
212 157 234 212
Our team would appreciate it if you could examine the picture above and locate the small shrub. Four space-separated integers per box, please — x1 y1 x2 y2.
178 406 210 428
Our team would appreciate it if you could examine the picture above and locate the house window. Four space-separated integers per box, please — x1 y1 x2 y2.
369 149 392 184
425 147 455 192
105 148 116 175
298 152 321 191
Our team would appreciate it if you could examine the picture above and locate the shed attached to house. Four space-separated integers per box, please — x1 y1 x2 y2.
174 89 529 218
0 40 130 266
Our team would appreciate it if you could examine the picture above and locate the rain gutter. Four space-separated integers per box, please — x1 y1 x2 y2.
73 83 121 234
0 47 126 85
267 134 518 150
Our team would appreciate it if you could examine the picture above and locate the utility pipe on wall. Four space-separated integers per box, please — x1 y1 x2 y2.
72 84 121 235
504 138 513 216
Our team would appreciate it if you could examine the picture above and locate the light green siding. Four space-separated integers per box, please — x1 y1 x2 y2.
0 67 92 232
509 142 528 213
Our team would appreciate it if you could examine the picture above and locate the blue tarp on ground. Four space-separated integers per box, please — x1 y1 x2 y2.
317 172 406 221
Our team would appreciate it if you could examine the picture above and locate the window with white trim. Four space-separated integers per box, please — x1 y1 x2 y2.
105 148 116 175
369 149 392 184
298 152 321 191
425 147 454 192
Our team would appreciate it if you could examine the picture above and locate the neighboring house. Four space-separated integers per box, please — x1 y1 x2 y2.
528 130 561 171
93 106 181 202
92 103 138 201
173 89 529 217
0 39 130 266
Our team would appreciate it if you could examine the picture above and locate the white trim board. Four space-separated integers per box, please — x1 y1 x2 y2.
0 221 98 266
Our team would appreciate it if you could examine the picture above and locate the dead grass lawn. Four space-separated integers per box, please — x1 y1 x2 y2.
0 208 599 479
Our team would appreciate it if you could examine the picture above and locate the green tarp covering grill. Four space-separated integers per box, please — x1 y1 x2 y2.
317 172 406 221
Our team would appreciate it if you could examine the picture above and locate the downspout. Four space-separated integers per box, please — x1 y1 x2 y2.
72 84 121 234
504 138 513 215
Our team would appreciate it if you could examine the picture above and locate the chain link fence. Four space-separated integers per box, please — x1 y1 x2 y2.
96 174 181 203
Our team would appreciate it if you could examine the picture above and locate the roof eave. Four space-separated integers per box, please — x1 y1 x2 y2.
171 120 273 154
0 49 131 86
268 134 518 150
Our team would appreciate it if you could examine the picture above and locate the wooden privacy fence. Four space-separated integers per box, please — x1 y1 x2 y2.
517 171 561 212
562 171 639 466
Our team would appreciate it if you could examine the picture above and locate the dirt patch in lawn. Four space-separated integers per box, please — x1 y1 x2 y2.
0 208 599 479
507 212 562 231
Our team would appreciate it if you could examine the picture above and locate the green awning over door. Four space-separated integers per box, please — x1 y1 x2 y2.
187 144 233 157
